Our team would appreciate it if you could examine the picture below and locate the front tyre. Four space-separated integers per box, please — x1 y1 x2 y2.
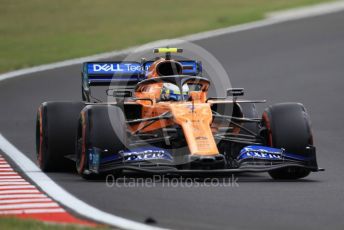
36 102 85 172
76 105 127 180
262 103 313 180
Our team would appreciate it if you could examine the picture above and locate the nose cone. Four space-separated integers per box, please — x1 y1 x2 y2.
183 154 226 169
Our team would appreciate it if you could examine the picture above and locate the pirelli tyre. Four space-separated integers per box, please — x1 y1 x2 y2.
76 105 127 180
262 103 313 180
36 101 85 172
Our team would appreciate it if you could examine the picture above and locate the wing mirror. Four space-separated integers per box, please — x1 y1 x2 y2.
106 89 132 98
227 88 244 97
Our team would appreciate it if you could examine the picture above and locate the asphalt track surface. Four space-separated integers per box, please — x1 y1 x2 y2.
1 12 344 230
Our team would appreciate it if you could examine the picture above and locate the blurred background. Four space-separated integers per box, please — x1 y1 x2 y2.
0 0 331 73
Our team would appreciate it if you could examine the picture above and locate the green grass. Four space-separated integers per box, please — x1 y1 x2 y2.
0 0 333 73
0 217 110 230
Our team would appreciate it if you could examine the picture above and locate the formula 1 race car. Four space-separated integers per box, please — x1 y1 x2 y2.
36 48 323 180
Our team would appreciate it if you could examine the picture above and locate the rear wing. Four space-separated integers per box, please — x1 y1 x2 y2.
81 61 202 101
83 62 143 86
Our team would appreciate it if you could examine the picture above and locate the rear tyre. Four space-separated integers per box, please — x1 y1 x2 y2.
36 102 85 172
76 105 127 180
262 103 313 180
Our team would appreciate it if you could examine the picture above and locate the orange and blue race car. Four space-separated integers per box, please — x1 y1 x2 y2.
36 48 323 180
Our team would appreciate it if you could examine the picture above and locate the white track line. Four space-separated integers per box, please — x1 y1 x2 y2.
0 182 30 185
0 190 40 194
0 179 26 182
0 169 14 172
0 176 22 179
0 172 18 174
0 1 344 229
0 198 52 204
1 176 21 180
0 185 36 190
0 194 47 199
0 164 11 168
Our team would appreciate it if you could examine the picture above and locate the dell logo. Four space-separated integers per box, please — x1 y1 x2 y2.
92 64 124 72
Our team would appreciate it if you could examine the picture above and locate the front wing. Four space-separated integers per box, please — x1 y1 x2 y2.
86 145 323 175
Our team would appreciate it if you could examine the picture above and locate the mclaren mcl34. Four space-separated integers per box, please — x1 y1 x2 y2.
36 48 323 180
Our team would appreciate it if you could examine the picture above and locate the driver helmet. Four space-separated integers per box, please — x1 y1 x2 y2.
161 83 189 101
